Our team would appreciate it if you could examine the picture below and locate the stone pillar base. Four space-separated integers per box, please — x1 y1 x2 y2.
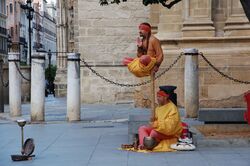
182 22 215 37
224 24 250 36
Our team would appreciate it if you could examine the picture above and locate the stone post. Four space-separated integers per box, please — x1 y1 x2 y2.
8 52 21 117
31 53 46 122
0 59 4 113
184 48 199 118
67 53 81 121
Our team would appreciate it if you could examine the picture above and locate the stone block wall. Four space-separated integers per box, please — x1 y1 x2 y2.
135 37 250 108
81 64 138 104
132 0 250 108
75 0 150 103
56 0 250 108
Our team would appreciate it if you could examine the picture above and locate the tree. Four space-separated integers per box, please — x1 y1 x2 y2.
99 0 182 9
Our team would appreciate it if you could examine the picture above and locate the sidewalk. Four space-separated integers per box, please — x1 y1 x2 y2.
0 96 250 166
0 95 146 123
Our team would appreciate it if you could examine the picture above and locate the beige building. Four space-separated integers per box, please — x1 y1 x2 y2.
56 0 250 108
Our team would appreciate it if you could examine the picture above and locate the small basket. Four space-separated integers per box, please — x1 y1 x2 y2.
11 155 30 161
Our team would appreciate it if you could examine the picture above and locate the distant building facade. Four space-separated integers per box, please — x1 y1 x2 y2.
5 0 56 102
0 0 7 57
6 0 28 63
43 2 56 64
1 0 9 105
6 0 56 65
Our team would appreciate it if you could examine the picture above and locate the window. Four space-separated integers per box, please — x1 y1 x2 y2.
10 27 13 36
14 1 17 12
9 3 12 14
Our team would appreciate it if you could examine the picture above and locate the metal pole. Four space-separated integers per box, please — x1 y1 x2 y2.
0 59 4 113
150 73 155 121
48 50 51 94
17 119 26 154
21 126 24 154
28 15 32 102
28 16 31 65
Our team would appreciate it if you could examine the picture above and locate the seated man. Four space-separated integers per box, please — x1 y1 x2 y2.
123 22 163 77
138 86 183 152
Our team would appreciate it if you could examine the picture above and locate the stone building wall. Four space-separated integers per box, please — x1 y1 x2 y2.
135 0 250 108
56 0 250 108
76 0 150 103
55 0 150 103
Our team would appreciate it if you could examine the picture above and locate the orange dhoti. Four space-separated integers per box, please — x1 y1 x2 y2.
123 55 156 77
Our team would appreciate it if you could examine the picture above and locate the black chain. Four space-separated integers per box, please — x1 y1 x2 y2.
80 53 183 87
0 64 9 87
14 62 31 82
199 52 250 84
155 52 183 80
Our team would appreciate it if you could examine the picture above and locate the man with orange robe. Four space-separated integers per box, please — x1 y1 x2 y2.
138 86 183 152
123 22 164 77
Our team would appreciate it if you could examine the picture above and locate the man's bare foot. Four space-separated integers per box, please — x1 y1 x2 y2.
121 144 134 149
138 145 145 150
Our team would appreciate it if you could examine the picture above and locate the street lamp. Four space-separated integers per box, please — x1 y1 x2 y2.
23 41 28 62
20 0 34 65
16 119 26 154
47 50 54 95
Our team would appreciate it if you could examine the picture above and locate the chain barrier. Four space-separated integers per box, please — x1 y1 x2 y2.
0 64 9 87
14 62 31 82
80 53 184 87
3 51 247 88
199 52 250 84
155 52 184 80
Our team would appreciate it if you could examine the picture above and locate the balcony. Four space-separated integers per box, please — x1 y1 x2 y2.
0 27 7 36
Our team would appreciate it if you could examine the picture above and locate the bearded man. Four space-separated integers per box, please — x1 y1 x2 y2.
123 22 164 77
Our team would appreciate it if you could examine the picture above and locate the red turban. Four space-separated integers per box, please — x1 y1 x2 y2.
139 23 151 32
157 90 169 97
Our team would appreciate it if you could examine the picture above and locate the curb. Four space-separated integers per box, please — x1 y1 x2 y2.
191 126 250 147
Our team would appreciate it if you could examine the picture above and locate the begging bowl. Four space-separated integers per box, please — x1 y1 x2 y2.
143 137 158 150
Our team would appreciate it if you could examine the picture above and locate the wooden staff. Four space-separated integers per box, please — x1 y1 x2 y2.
150 72 156 121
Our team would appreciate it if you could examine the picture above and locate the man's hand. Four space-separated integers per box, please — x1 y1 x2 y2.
150 121 158 128
136 37 143 47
